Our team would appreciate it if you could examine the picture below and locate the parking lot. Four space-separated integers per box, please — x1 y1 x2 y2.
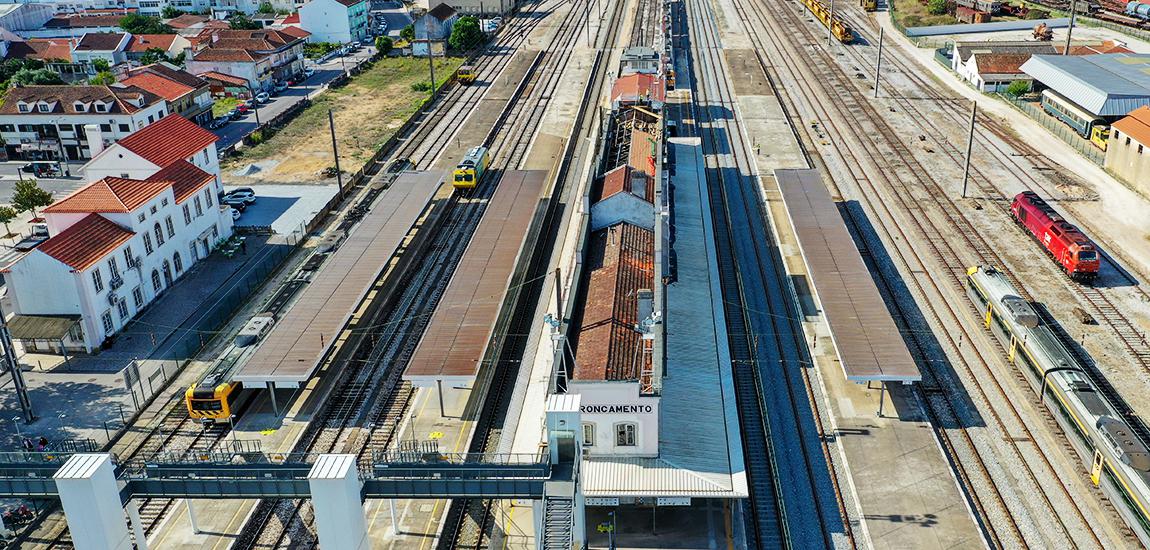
227 184 340 235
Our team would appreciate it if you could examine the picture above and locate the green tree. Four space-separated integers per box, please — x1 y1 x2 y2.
1005 80 1030 97
375 36 393 56
257 1 274 13
89 71 117 85
92 58 110 72
229 13 262 30
0 206 16 237
12 68 64 85
448 16 484 51
926 0 948 15
12 180 53 218
161 6 185 18
400 24 415 42
119 14 173 34
139 47 171 65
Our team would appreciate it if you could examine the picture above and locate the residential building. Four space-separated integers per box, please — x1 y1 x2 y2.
5 37 89 80
414 0 505 14
957 52 1031 93
83 113 220 184
297 0 368 44
620 46 659 75
122 63 212 123
412 2 455 56
124 33 191 63
0 84 167 161
0 3 54 32
24 14 125 39
1107 106 1150 195
185 28 305 90
198 70 251 97
1022 53 1150 118
166 13 210 30
5 116 233 353
70 31 131 67
952 40 1133 93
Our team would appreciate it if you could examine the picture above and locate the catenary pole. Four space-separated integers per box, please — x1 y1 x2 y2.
961 101 977 198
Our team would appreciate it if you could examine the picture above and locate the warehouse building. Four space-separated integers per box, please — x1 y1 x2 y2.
1021 53 1150 118
1106 106 1150 195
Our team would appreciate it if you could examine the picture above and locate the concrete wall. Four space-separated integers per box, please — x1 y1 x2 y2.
299 0 354 44
1106 128 1150 195
566 381 660 457
589 194 654 231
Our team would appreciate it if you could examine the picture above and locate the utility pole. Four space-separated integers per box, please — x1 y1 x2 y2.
961 100 977 199
0 302 34 423
426 40 436 97
1064 0 1077 55
827 0 835 45
247 84 261 126
328 109 344 199
585 0 592 48
873 27 884 98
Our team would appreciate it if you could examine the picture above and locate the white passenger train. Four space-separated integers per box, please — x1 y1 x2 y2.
966 265 1150 544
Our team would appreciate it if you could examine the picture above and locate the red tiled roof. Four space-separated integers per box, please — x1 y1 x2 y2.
167 14 208 28
121 72 195 101
0 85 162 115
125 34 178 52
628 128 657 177
37 214 134 272
279 25 310 39
592 165 654 204
44 14 127 29
974 53 1031 76
193 48 263 62
75 32 127 51
282 12 299 24
127 63 207 89
147 159 213 203
611 73 666 106
6 38 76 62
45 177 169 214
573 222 655 381
198 70 248 86
115 114 218 167
1114 106 1150 148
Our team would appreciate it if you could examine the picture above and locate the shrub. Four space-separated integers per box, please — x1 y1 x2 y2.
927 0 948 15
1005 80 1030 97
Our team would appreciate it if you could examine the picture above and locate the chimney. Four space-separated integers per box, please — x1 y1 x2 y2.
84 123 105 157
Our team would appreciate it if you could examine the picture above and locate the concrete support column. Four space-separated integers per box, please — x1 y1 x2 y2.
307 454 369 550
126 501 149 550
53 453 132 550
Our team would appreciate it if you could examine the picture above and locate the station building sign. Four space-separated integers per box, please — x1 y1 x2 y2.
580 404 655 414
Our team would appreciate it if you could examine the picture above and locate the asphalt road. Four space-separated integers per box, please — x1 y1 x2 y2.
211 47 378 150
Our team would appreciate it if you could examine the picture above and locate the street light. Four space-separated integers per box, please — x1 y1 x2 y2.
11 416 21 441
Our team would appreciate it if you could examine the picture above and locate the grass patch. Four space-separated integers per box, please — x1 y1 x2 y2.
223 56 463 182
213 97 239 118
893 0 956 28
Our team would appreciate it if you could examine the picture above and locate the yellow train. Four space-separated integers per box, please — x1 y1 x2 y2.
800 0 855 43
457 65 477 85
185 315 270 423
1090 125 1110 151
453 146 490 189
859 0 877 11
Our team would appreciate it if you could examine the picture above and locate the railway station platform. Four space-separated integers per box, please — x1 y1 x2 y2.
233 170 443 389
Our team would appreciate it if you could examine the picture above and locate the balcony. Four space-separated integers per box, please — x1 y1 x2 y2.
109 276 123 290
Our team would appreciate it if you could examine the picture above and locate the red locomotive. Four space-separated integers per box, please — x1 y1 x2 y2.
1010 191 1100 281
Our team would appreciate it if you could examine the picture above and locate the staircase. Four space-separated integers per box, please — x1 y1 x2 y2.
541 495 575 550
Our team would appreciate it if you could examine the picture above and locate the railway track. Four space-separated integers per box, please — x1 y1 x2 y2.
680 0 851 546
738 0 1132 545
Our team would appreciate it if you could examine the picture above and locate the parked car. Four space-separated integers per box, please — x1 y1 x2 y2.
304 67 315 78
255 92 270 104
227 109 241 120
222 197 247 211
231 208 242 221
20 162 57 175
274 81 288 93
225 189 257 204
235 103 250 114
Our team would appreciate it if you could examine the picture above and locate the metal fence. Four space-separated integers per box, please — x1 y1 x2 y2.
999 94 1106 165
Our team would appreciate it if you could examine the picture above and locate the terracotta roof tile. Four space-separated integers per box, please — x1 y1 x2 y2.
975 53 1031 75
611 73 666 106
572 222 655 381
44 14 126 29
37 214 134 272
45 177 169 214
125 34 177 52
428 3 457 20
167 14 208 28
6 38 76 62
279 25 310 39
1114 106 1150 148
115 114 218 167
75 32 127 51
282 12 299 24
127 63 207 89
198 70 248 86
146 159 213 203
121 72 195 101
193 48 262 62
0 85 162 115
592 165 654 204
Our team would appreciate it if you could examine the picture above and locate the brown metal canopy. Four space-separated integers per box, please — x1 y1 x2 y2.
775 169 920 383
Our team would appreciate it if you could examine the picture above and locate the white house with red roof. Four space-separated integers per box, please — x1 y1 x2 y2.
5 114 233 353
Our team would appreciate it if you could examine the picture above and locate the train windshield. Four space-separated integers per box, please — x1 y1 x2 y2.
191 400 223 411
1079 251 1098 261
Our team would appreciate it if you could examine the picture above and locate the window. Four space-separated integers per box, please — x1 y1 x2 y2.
106 257 119 279
582 423 595 447
194 196 203 217
190 242 198 261
123 246 134 268
203 188 213 207
58 124 72 133
147 115 154 124
91 268 104 293
16 125 32 132
615 423 637 447
183 204 191 225
202 150 209 163
211 225 218 240
95 103 107 113
100 124 111 132
1140 145 1145 155
101 311 113 333
151 269 162 292
1127 137 1132 146
165 216 175 238
0 124 13 132
143 233 154 255
150 205 158 215
117 298 129 320
118 124 130 132
138 212 146 223
37 104 49 113
74 102 87 112
153 223 165 246
132 286 143 308
161 198 168 207
17 104 29 113
173 252 183 273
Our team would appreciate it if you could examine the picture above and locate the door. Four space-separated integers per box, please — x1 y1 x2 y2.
162 260 173 286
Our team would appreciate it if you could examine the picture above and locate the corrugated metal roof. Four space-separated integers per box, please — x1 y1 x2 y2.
906 17 1067 37
403 170 546 384
582 456 736 497
1021 53 1150 116
776 169 920 383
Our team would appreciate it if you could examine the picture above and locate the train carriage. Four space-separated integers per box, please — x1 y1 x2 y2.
453 146 490 189
966 266 1150 545
1041 89 1105 139
1010 191 1101 281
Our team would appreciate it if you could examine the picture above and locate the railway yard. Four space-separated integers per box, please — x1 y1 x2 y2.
6 0 1150 548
